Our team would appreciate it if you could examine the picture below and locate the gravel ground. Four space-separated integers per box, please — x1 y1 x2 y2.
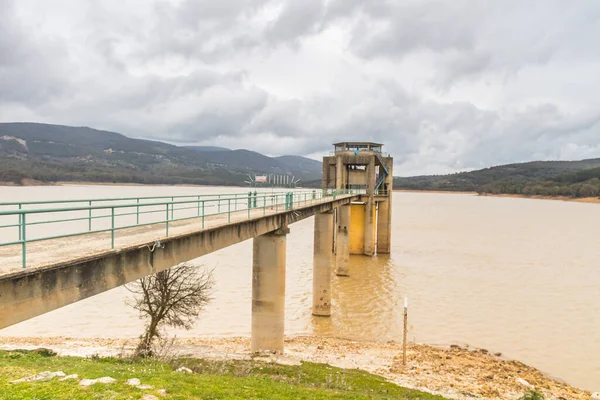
0 335 590 400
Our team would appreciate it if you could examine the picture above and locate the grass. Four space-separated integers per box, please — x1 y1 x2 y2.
0 349 448 399
520 390 545 400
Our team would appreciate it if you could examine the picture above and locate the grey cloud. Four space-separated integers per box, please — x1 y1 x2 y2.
1 0 600 175
264 0 326 44
344 1 479 58
328 0 600 86
0 0 71 103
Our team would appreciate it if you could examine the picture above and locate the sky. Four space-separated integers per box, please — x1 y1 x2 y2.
1 0 599 176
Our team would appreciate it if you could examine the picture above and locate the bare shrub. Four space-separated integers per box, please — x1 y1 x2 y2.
127 263 214 357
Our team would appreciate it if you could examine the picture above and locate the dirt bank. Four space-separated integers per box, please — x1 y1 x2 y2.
0 336 590 400
478 192 600 204
0 178 53 186
394 189 478 195
395 189 600 204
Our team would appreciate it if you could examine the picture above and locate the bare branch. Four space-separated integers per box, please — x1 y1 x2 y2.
125 263 214 357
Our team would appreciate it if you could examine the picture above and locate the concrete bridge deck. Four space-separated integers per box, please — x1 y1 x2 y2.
0 190 360 332
0 193 351 274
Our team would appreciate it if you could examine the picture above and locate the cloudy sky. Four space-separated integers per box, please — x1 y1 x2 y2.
1 0 599 175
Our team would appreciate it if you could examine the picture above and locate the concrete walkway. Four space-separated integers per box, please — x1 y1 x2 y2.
0 197 334 275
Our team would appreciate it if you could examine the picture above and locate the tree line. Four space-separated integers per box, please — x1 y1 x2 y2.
395 164 600 198
476 178 600 198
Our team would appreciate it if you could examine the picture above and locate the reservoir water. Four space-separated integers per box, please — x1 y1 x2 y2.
0 185 598 390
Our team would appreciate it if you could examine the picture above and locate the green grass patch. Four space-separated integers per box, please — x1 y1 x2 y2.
0 349 448 399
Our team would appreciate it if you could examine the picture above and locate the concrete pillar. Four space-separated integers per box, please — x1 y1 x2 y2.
335 158 345 189
313 211 334 316
363 201 375 256
377 199 391 254
251 227 288 353
335 205 351 276
364 158 376 256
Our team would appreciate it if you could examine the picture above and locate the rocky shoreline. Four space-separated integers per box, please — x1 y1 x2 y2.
0 335 591 400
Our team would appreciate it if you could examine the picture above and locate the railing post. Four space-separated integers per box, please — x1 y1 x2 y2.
248 192 252 209
136 198 140 225
218 195 221 213
165 203 169 237
263 195 266 215
235 194 238 211
89 200 92 231
21 213 26 268
198 195 201 216
228 199 231 223
171 197 174 220
18 203 22 241
202 201 205 229
253 191 257 208
111 207 115 249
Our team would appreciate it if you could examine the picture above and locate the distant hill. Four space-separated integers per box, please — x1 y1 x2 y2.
185 148 322 179
184 146 230 152
395 158 600 198
275 156 323 178
0 122 321 186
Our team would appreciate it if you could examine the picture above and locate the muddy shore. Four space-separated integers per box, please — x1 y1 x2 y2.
0 335 590 400
394 189 600 204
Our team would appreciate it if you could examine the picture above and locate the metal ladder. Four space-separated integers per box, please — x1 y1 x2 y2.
374 152 389 192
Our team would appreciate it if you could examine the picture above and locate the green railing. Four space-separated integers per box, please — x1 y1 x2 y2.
0 189 360 269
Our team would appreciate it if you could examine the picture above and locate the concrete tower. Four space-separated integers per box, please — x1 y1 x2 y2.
322 142 393 258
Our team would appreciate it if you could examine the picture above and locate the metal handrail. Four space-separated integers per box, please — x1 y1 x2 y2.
0 189 362 268
0 191 294 208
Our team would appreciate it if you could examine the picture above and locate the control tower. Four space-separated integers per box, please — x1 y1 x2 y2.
322 142 393 258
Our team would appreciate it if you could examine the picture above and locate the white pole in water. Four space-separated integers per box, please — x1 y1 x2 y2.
403 297 408 366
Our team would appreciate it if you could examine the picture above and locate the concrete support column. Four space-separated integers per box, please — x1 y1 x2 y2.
363 200 375 256
313 211 334 316
364 158 376 256
335 205 351 276
377 199 391 254
335 158 345 189
251 227 288 353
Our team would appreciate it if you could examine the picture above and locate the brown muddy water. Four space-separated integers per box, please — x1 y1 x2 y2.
0 185 598 390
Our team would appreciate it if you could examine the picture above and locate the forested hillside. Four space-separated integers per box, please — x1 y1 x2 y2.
0 123 322 186
395 159 600 198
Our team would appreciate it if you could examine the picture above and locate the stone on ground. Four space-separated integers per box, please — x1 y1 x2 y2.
140 395 158 400
59 374 79 381
127 378 141 386
10 371 66 383
516 377 534 389
138 384 154 389
79 376 116 386
176 366 193 373
591 392 600 400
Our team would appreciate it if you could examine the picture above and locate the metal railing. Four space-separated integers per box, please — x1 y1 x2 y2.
0 189 361 268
